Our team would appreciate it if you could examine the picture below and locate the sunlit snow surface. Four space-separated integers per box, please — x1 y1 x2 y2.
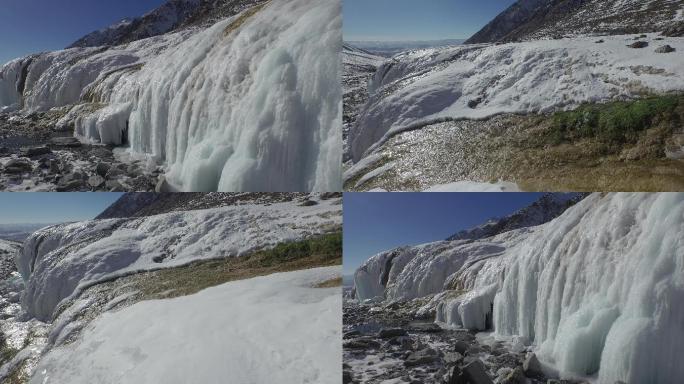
18 197 342 321
0 0 342 191
354 193 684 383
30 267 342 384
350 34 684 161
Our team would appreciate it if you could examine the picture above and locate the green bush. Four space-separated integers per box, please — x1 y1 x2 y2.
259 232 342 266
550 96 679 144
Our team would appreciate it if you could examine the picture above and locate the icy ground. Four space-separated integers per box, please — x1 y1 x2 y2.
0 0 342 191
353 193 684 383
349 33 684 162
31 266 342 384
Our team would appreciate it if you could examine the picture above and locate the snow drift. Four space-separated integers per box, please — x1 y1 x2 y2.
354 193 684 383
350 34 684 161
30 266 342 384
0 0 342 191
18 196 342 321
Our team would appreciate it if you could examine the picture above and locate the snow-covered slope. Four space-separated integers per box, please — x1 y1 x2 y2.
30 266 341 384
353 193 684 383
447 193 586 241
349 33 684 161
0 0 342 192
466 0 684 44
18 195 342 321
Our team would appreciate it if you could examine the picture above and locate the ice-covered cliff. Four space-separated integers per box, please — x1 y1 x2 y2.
349 33 684 161
18 194 342 321
353 193 684 383
0 0 342 192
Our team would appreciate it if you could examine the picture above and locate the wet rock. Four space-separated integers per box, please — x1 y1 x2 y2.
462 360 494 384
378 328 408 338
523 352 544 378
404 348 438 367
155 175 169 192
343 370 353 384
3 158 33 174
88 175 105 188
627 41 649 48
344 338 381 350
50 137 81 147
655 45 675 53
468 98 483 109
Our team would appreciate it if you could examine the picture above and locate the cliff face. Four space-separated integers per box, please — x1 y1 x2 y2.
466 0 684 44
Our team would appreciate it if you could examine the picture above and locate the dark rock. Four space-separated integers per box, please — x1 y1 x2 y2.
404 348 438 367
655 45 676 53
454 340 469 354
462 360 494 384
448 366 466 384
627 41 649 48
152 254 167 263
378 328 408 338
320 192 342 200
407 322 443 333
468 97 483 109
298 199 318 207
56 180 84 192
523 353 544 378
96 162 111 177
343 330 360 339
344 338 381 350
21 146 51 157
3 158 33 174
50 137 82 148
155 176 169 192
467 345 485 355
343 370 353 384
662 23 684 37
500 367 526 384
594 39 604 43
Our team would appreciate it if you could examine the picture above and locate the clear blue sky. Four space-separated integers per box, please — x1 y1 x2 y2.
343 192 544 274
0 0 167 65
343 0 517 41
0 193 123 224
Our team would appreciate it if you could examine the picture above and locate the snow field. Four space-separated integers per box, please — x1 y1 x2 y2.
30 266 342 384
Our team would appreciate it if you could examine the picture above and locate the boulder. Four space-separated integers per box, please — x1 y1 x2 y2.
88 175 105 188
523 353 544 378
378 328 408 338
21 146 51 157
298 199 319 207
462 360 494 384
3 158 33 174
404 348 438 367
50 137 81 148
500 367 526 384
96 162 111 177
627 41 649 48
655 45 676 53
454 340 470 354
443 352 463 365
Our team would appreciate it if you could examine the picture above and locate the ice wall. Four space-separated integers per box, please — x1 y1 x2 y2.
18 198 342 321
0 0 342 192
493 193 684 383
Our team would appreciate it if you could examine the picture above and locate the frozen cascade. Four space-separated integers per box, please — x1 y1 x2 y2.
0 0 342 192
353 193 684 383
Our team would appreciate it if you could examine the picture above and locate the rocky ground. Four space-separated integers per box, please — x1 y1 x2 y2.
343 300 592 384
0 112 162 192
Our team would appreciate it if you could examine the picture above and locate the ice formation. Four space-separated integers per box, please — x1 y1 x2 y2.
18 196 342 321
350 34 684 161
0 0 342 191
30 266 342 384
354 193 684 383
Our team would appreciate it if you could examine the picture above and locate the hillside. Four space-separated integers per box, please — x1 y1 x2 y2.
466 0 684 44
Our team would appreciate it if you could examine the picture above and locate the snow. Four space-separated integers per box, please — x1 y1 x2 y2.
18 196 342 321
0 0 342 192
30 266 342 384
350 33 684 161
353 193 684 383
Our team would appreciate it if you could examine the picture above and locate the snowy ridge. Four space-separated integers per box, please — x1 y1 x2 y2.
29 266 342 384
0 0 342 192
350 33 684 161
353 193 684 383
447 193 586 241
18 196 342 321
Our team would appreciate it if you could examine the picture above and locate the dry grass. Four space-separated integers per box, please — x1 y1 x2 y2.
312 277 342 288
223 2 268 37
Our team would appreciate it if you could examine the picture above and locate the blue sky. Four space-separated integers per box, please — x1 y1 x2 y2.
0 193 123 224
343 0 517 41
343 192 544 274
0 0 167 65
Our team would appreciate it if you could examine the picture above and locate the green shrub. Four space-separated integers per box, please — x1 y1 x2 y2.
550 96 679 144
